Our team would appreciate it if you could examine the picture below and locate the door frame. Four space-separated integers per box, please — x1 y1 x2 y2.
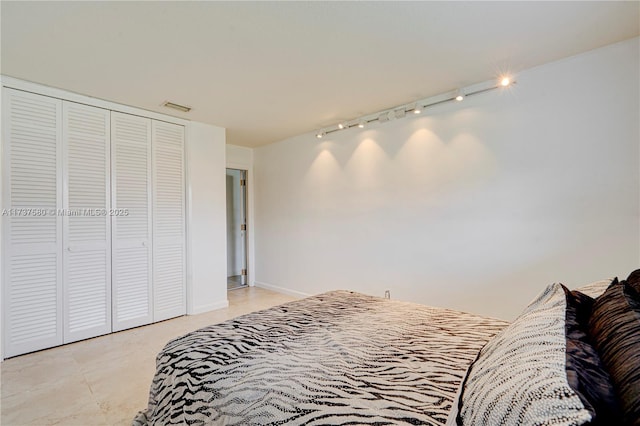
225 162 254 288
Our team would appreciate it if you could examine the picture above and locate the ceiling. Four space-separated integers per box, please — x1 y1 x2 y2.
2 1 638 147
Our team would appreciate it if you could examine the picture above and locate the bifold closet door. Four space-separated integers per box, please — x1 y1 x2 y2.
62 102 111 343
152 121 186 321
3 89 63 358
111 112 153 332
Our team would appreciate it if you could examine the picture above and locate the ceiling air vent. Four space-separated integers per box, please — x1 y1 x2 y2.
162 101 191 113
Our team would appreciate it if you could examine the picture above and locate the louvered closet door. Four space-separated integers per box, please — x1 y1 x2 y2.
3 89 63 358
111 112 153 332
152 121 185 321
62 102 111 343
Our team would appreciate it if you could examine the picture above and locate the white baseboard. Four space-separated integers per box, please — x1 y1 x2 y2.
189 299 229 315
254 281 312 298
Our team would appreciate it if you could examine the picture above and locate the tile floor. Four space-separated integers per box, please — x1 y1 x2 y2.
227 275 247 290
1 287 297 426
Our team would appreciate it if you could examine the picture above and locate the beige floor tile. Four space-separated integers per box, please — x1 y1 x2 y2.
84 362 155 426
1 348 78 398
49 412 110 426
1 287 297 425
1 373 103 425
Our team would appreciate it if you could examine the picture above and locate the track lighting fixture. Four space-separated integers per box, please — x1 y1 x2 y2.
315 75 516 139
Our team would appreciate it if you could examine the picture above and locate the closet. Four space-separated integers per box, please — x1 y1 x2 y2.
63 102 112 343
111 112 153 332
3 88 186 358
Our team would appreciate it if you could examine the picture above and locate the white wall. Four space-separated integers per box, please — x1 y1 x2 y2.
187 122 228 314
254 37 640 320
226 144 253 167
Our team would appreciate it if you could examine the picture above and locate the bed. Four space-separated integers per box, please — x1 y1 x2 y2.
135 272 640 426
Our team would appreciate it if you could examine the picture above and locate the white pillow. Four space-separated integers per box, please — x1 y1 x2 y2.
458 283 591 426
573 278 614 298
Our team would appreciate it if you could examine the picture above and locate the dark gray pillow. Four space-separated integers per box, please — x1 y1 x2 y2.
562 285 622 425
626 268 640 292
588 278 640 426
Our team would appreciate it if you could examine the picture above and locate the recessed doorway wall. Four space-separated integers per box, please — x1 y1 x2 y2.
226 168 248 290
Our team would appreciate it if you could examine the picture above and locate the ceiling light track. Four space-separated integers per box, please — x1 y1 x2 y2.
316 76 515 139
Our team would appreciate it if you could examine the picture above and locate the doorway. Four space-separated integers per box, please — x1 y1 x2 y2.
226 168 248 290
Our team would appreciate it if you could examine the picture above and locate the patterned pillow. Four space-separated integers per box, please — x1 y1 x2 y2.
458 283 591 425
588 278 640 426
562 285 622 425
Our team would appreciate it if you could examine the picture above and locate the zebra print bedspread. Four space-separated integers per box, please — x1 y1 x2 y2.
134 291 508 425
